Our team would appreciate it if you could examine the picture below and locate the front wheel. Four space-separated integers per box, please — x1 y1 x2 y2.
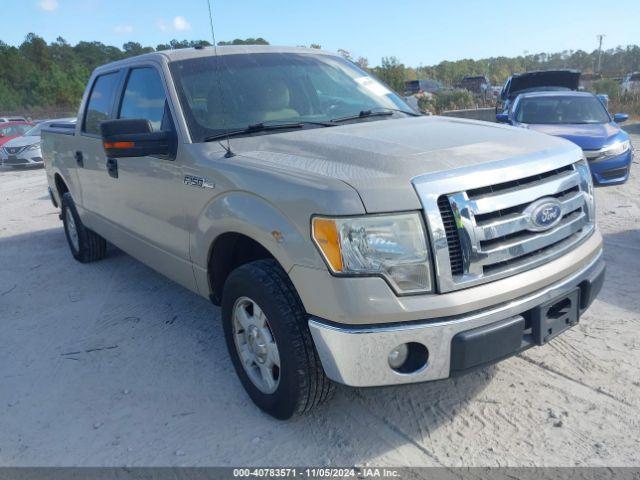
221 259 334 419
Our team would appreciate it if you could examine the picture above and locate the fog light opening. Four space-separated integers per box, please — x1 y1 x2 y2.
388 342 429 374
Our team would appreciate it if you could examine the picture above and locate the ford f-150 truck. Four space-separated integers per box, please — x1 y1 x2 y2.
43 46 605 419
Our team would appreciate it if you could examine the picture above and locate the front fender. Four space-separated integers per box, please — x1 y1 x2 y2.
191 191 325 295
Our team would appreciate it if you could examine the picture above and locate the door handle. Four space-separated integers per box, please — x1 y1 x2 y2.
74 151 84 168
106 158 118 179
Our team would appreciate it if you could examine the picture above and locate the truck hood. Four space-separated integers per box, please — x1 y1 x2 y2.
230 116 580 212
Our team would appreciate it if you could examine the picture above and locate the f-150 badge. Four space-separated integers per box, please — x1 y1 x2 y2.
184 175 215 189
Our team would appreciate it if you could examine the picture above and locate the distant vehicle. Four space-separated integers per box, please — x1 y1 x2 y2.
0 116 27 123
458 75 491 96
497 70 580 113
1 118 75 167
621 72 640 93
496 90 632 186
403 79 443 96
0 121 33 148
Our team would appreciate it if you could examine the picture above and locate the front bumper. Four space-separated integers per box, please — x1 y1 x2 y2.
588 148 633 186
308 249 605 387
1 150 44 167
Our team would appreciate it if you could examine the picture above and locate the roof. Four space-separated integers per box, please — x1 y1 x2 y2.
516 90 596 99
94 45 334 73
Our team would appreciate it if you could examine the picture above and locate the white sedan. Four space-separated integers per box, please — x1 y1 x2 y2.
1 118 75 167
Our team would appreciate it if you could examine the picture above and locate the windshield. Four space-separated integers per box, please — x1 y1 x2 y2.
24 123 45 136
170 52 412 142
515 95 611 124
0 124 31 137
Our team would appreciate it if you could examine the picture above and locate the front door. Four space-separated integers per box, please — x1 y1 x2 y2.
101 66 194 290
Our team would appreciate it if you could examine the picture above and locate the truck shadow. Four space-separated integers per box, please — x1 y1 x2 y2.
598 229 640 313
0 225 494 466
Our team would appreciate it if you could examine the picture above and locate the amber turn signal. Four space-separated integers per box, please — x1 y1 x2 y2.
311 217 343 272
103 141 135 149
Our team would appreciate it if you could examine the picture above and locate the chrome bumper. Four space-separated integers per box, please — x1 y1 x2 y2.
309 250 605 387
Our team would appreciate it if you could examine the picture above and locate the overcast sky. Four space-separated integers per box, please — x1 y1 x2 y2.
3 0 639 66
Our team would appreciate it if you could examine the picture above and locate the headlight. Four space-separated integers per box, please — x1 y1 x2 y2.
25 142 41 152
575 159 596 221
312 213 432 294
600 140 630 158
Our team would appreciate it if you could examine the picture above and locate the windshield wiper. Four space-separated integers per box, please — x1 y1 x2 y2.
371 107 421 117
330 107 419 124
203 121 335 142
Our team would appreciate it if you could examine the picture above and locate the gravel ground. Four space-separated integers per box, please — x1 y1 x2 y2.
0 130 639 467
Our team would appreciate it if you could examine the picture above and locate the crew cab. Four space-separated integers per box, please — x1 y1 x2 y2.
43 46 605 419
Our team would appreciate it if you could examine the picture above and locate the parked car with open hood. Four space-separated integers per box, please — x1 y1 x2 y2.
1 118 75 167
42 46 604 419
497 90 632 185
497 70 581 113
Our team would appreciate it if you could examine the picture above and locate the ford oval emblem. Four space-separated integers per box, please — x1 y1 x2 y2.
525 197 563 232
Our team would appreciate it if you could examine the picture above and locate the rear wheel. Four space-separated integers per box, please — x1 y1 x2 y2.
221 259 334 419
61 192 107 263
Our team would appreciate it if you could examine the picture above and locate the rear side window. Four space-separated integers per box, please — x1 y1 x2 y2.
83 72 119 135
119 68 168 131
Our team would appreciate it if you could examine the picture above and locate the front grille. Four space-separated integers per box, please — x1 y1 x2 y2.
433 161 594 291
438 196 464 275
4 157 29 164
467 164 573 199
600 167 628 180
4 146 25 155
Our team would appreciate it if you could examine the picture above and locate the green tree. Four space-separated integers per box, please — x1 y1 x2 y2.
217 37 269 46
374 56 405 94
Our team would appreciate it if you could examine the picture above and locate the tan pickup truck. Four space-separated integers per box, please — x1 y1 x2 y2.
43 46 604 419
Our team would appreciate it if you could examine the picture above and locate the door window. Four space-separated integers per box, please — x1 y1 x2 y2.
119 68 168 131
83 72 119 135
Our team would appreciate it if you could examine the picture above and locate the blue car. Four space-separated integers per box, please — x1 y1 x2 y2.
497 91 633 186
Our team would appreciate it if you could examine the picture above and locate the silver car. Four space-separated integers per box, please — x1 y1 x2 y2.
1 118 75 167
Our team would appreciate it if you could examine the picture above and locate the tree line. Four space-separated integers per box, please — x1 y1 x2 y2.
1 33 639 113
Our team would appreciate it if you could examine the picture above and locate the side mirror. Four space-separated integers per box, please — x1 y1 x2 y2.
495 113 510 124
100 119 173 158
613 113 629 123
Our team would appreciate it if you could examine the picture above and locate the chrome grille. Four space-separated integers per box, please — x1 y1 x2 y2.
413 158 595 293
437 196 464 275
4 146 25 155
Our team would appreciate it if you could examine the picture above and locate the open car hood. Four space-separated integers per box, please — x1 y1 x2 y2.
504 70 581 100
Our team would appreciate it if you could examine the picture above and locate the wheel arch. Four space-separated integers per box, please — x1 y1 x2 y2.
193 191 324 303
54 173 69 199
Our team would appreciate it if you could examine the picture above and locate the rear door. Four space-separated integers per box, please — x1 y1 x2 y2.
74 70 123 220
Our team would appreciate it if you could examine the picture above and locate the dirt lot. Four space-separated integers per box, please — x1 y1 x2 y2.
1 130 639 467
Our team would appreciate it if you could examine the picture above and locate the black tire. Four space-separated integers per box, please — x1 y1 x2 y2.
61 192 107 263
222 259 334 419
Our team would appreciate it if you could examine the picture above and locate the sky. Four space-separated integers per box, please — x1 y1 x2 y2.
3 0 639 66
